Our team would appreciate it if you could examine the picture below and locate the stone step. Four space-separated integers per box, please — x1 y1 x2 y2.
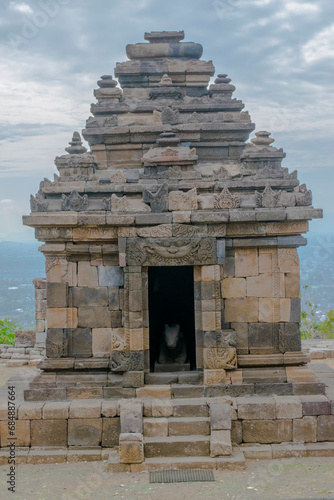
145 371 203 386
173 398 209 417
144 435 210 458
168 417 210 436
126 451 246 471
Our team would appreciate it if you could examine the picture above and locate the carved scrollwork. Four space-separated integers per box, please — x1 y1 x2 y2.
126 237 216 266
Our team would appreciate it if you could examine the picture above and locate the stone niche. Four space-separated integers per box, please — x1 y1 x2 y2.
23 30 323 401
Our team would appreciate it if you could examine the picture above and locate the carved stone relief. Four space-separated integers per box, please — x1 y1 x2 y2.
61 190 89 211
127 237 216 266
142 183 168 212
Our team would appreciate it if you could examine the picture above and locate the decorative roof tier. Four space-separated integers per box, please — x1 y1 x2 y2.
24 30 322 228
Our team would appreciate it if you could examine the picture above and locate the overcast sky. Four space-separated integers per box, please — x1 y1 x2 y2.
0 0 333 241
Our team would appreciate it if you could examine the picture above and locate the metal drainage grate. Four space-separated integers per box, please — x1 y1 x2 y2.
149 469 215 483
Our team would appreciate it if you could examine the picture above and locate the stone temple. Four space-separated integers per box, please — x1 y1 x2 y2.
15 31 333 467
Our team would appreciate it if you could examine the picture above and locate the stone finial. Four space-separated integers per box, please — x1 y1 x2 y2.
251 131 275 147
65 132 87 154
97 75 118 88
144 31 185 43
156 131 180 147
209 74 236 98
215 74 231 84
158 74 173 87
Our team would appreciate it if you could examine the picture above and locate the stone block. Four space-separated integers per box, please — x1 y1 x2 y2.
78 307 111 328
225 298 259 322
18 403 44 420
108 287 120 310
67 387 103 399
168 417 210 436
248 323 279 354
31 420 67 447
119 433 144 464
247 274 273 297
129 328 144 351
235 249 258 277
231 420 242 444
143 418 168 437
24 388 67 402
68 328 92 358
305 442 334 458
92 328 111 357
136 385 171 399
204 369 230 385
210 430 232 457
46 329 68 358
0 420 30 447
210 403 231 430
43 402 70 419
27 449 67 464
78 261 98 287
275 396 302 419
202 312 217 331
272 443 307 458
98 266 124 287
68 419 102 446
241 444 272 459
120 400 143 433
129 291 142 312
101 401 118 417
317 415 334 441
67 449 101 463
231 323 248 354
221 278 246 298
242 419 292 444
290 298 301 322
286 366 318 383
259 298 279 322
47 282 68 308
111 311 122 328
123 371 144 388
47 308 78 329
151 399 173 417
102 417 120 447
172 211 191 223
285 273 300 298
201 265 218 282
277 248 299 273
300 395 331 416
200 281 216 300
69 400 101 419
237 397 276 420
46 259 76 286
70 287 108 307
14 329 36 347
293 416 317 442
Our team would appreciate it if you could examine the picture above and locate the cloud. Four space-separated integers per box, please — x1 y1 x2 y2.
302 23 334 63
9 2 33 15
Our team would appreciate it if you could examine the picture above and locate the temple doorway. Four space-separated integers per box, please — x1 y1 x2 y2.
148 266 196 372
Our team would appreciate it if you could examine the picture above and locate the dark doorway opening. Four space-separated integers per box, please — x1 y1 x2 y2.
148 266 196 372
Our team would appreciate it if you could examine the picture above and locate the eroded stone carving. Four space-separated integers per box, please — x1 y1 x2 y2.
109 351 144 371
61 190 89 211
143 183 168 212
294 184 312 206
30 191 49 212
161 106 180 125
111 194 151 212
127 237 216 266
214 188 240 209
257 185 281 208
204 348 237 370
137 224 172 238
102 197 111 211
168 188 198 211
